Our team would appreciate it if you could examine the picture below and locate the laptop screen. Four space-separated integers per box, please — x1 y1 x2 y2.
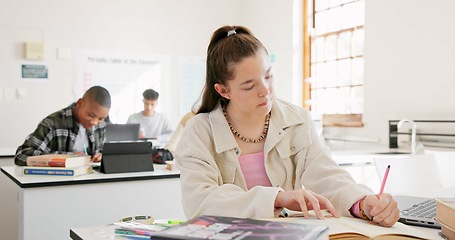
105 123 140 142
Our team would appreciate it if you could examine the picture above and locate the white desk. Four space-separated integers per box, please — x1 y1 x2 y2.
0 147 16 157
68 219 443 240
0 164 184 240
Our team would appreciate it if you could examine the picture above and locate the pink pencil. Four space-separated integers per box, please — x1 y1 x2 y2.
379 165 391 196
370 165 390 224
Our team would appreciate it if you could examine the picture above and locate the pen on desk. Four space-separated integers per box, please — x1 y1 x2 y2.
281 209 288 217
83 143 88 155
167 219 186 225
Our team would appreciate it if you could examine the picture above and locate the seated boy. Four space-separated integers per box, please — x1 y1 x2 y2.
126 89 173 142
14 86 111 166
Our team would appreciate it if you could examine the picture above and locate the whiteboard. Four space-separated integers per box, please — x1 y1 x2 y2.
72 49 171 123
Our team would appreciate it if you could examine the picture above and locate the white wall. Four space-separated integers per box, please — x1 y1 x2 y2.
0 0 241 148
325 0 455 147
3 0 453 150
0 0 299 150
0 0 300 150
239 0 297 104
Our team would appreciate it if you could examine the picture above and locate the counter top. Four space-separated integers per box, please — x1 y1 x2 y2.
330 147 408 165
330 145 455 167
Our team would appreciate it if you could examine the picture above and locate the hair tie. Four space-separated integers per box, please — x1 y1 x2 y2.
227 29 236 36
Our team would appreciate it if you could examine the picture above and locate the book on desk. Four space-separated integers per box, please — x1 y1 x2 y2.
23 154 93 177
435 198 455 240
150 215 328 240
26 154 90 168
22 165 93 177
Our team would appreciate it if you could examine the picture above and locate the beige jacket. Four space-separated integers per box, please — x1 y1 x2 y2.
165 111 196 155
176 98 373 219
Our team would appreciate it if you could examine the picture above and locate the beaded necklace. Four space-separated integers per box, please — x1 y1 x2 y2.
222 106 271 143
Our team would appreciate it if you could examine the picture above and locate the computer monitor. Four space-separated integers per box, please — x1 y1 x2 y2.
105 123 140 142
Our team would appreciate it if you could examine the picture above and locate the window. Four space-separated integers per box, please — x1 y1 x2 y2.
304 0 365 127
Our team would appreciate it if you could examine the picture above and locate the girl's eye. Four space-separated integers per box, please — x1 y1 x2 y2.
244 85 254 90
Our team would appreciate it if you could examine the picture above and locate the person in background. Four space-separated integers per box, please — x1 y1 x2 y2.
176 25 400 227
15 86 111 166
126 89 173 143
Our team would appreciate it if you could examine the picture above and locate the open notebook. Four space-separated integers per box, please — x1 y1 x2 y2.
275 211 436 240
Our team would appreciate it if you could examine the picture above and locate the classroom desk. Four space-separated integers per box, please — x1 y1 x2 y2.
0 147 16 157
0 163 184 240
68 219 443 240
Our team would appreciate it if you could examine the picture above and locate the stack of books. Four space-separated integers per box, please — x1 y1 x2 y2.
23 154 93 177
435 198 455 240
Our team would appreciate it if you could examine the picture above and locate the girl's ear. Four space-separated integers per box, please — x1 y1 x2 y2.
214 83 230 99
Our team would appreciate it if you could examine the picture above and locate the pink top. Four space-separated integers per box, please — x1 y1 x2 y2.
238 152 272 189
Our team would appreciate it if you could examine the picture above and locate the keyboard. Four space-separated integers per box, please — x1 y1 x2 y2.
401 199 436 218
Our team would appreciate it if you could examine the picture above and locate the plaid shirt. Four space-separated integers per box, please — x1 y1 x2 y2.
15 103 106 166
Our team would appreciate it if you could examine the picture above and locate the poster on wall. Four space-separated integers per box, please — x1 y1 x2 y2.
72 49 171 123
179 55 205 115
21 63 48 81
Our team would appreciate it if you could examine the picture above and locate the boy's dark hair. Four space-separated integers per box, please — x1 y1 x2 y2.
83 86 111 108
143 89 159 100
